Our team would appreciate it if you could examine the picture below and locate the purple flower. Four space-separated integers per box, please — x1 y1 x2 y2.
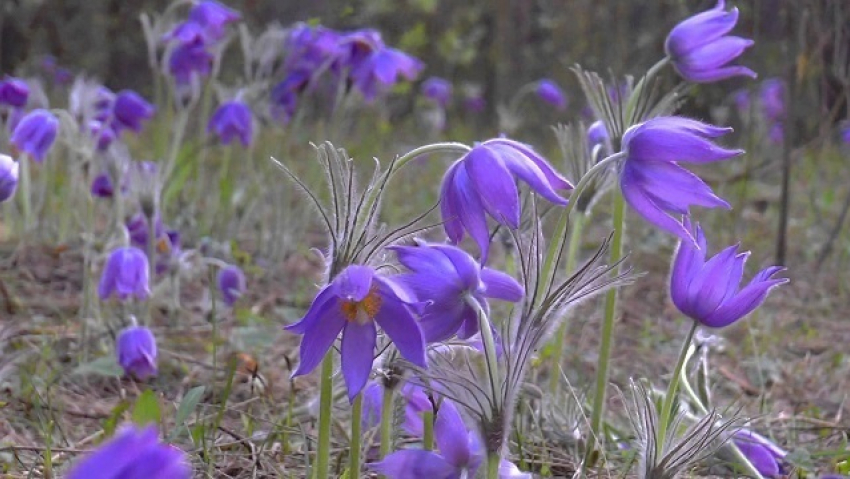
208 100 253 146
270 71 309 123
440 138 572 261
0 154 19 203
187 0 240 41
285 24 344 74
126 213 164 249
733 429 787 478
117 326 158 380
421 77 452 107
335 28 383 72
112 90 155 133
759 78 785 121
732 88 751 115
0 77 29 108
390 241 523 342
767 122 783 144
98 247 150 301
536 79 567 110
464 95 486 113
67 424 190 479
665 0 756 83
285 265 427 401
671 219 788 328
587 120 609 151
620 117 741 244
88 120 118 150
362 381 432 435
11 109 59 163
842 124 850 144
168 41 213 85
91 172 116 198
349 47 423 101
217 265 246 306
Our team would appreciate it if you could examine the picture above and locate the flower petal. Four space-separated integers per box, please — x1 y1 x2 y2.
496 144 570 206
434 400 472 468
620 166 696 245
487 139 573 190
701 269 787 327
685 245 743 318
480 268 524 302
451 162 493 261
464 146 521 228
633 160 731 212
665 4 738 58
418 301 467 343
335 264 374 302
670 219 705 309
342 321 377 402
284 283 337 334
432 244 481 291
440 162 466 244
291 307 346 378
368 450 458 478
374 291 427 367
679 36 754 71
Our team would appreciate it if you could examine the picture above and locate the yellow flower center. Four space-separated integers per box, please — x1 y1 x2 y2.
340 288 382 325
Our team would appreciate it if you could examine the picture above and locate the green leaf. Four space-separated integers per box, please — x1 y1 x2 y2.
132 389 161 427
73 356 124 377
103 400 131 438
168 386 205 441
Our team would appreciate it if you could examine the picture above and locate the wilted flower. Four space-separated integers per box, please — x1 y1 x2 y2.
112 90 155 133
349 47 423 101
187 0 240 41
390 241 523 342
440 138 572 260
286 265 427 400
0 77 29 108
67 424 190 479
536 79 567 110
0 154 19 203
732 429 787 478
217 264 246 306
671 219 788 328
208 100 253 146
10 109 59 163
98 247 151 301
665 0 756 83
421 77 452 107
620 117 741 244
117 325 158 380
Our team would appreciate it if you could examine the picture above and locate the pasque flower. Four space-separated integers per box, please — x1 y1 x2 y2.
0 154 19 203
670 219 787 328
390 241 523 342
759 79 785 121
0 77 29 108
733 429 787 478
98 247 151 301
349 47 423 101
187 0 240 41
620 117 741 244
665 0 756 83
117 326 158 380
208 100 253 146
11 109 59 163
168 40 214 85
217 264 246 306
67 424 190 479
536 79 567 110
286 265 427 401
112 90 155 133
421 77 452 107
362 381 431 434
440 138 572 261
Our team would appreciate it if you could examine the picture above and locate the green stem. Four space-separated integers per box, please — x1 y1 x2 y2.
656 321 698 456
469 298 500 401
486 452 501 479
349 393 362 477
422 410 434 451
379 385 394 459
314 352 334 479
145 213 157 325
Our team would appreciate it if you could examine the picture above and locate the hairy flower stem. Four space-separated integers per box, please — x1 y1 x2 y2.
422 410 434 451
349 393 362 476
379 386 394 459
470 298 500 402
486 452 501 479
314 352 334 479
145 211 157 325
657 320 699 456
162 109 191 199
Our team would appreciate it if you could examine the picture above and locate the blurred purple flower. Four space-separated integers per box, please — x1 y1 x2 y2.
91 172 116 198
284 24 343 74
217 264 246 306
733 429 787 478
671 219 787 328
88 120 117 150
767 122 783 144
0 154 19 203
98 247 151 301
587 120 609 151
126 213 164 249
286 265 427 401
168 40 214 85
11 109 59 163
464 95 486 113
187 0 240 41
536 79 567 110
440 138 572 261
620 117 741 245
732 88 751 115
117 325 158 380
270 71 309 123
112 90 155 133
0 77 29 108
208 100 253 146
842 124 850 144
665 0 756 83
349 47 423 101
67 424 190 479
421 77 452 107
759 78 785 121
362 381 432 435
390 241 523 342
335 28 383 72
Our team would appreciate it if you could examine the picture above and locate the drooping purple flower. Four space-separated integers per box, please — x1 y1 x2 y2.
759 78 785 121
665 0 756 83
217 265 246 306
285 24 344 74
334 28 384 72
732 429 787 478
349 47 423 101
536 79 567 110
112 90 155 133
10 109 59 163
98 247 151 301
619 117 742 244
67 424 190 479
187 0 241 41
91 172 116 198
117 325 158 380
587 120 609 152
270 71 309 123
168 40 214 85
0 77 29 108
0 154 19 203
285 265 427 401
421 77 452 107
440 138 573 260
390 241 523 342
208 100 253 146
670 219 788 328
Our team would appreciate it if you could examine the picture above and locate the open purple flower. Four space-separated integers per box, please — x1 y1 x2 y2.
0 77 29 108
349 47 423 101
0 154 19 203
421 77 452 107
112 90 155 133
620 117 741 245
217 264 246 306
733 429 787 478
208 100 253 146
286 265 427 401
67 424 190 479
665 0 756 83
117 325 158 380
536 79 567 110
187 0 240 42
440 138 572 261
390 241 523 342
98 247 150 301
11 109 59 163
671 219 788 328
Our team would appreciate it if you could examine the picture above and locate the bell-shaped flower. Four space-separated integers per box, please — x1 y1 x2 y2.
620 117 741 244
112 90 155 133
187 0 240 42
91 172 116 198
0 77 29 108
440 138 572 261
390 241 523 342
665 0 756 83
168 40 213 85
67 424 190 479
587 120 609 149
285 265 427 401
733 429 787 478
536 79 567 110
217 264 246 306
421 77 452 108
11 109 59 163
349 47 423 101
98 247 151 301
670 219 788 328
0 154 19 203
208 100 253 146
117 325 158 380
